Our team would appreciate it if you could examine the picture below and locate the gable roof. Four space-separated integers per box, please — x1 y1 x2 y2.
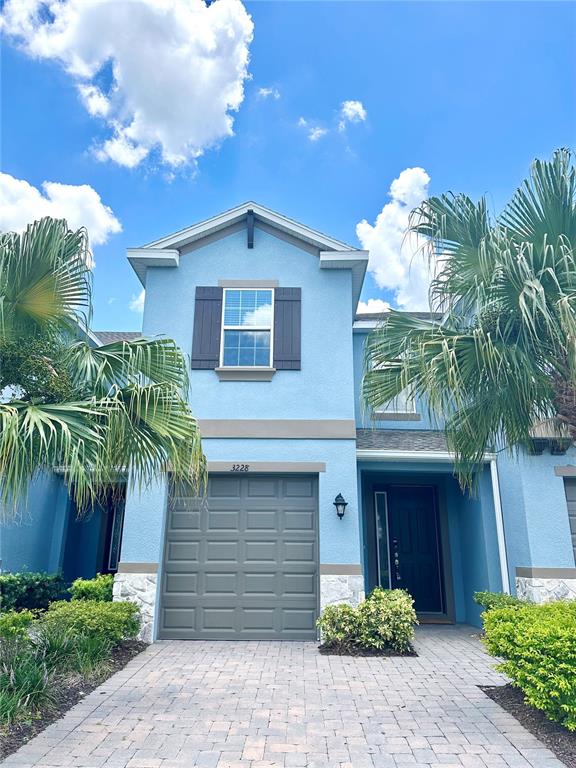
142 201 356 252
127 202 368 310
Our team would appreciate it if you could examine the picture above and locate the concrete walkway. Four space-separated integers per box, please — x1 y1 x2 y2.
2 626 565 768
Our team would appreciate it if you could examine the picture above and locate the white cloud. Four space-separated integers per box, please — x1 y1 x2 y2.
258 86 280 100
338 100 367 131
129 290 145 313
357 298 391 314
1 0 254 169
0 173 121 268
356 167 432 311
308 126 328 142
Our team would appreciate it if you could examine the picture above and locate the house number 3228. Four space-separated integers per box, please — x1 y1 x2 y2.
231 464 250 472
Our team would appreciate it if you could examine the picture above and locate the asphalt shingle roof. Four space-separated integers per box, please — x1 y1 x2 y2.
93 331 142 345
356 428 449 453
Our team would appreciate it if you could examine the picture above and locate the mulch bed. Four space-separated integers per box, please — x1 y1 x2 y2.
481 684 576 768
318 642 417 657
0 640 147 761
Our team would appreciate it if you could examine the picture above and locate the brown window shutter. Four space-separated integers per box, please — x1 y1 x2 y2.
273 287 301 370
191 286 223 369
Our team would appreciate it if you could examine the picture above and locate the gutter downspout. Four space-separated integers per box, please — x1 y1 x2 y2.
490 458 511 594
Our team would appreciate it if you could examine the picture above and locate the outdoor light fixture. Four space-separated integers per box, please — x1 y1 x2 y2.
333 493 348 519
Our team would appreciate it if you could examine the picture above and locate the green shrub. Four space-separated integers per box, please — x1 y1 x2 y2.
316 603 360 651
69 573 114 602
0 609 34 639
0 571 66 612
357 588 417 653
483 601 576 731
474 591 526 611
42 600 140 644
316 588 417 654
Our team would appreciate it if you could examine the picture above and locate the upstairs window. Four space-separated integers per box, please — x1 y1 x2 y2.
376 388 417 415
221 289 274 367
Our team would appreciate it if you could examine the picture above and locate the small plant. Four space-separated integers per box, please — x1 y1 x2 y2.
482 601 576 731
0 636 55 725
316 588 417 655
357 588 417 653
0 609 34 639
69 573 114 602
316 604 360 652
42 600 140 644
0 572 66 612
473 591 525 611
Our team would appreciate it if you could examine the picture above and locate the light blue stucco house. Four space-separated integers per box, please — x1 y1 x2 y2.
3 203 576 641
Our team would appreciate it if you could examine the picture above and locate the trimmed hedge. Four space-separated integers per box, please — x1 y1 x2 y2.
0 609 34 639
42 600 140 644
69 573 114 602
483 601 576 731
474 591 526 611
317 588 417 654
0 572 66 612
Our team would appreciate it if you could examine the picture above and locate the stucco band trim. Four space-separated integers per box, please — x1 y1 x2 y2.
516 567 576 578
207 461 326 473
320 564 363 575
554 466 576 477
117 562 159 574
199 419 357 439
218 279 279 288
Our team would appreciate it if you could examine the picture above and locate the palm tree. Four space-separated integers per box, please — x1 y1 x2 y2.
362 149 576 488
0 217 205 518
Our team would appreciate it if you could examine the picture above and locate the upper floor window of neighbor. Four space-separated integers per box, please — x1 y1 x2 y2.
221 289 274 367
376 389 417 415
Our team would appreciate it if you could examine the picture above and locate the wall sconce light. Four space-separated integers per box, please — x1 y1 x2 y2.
333 493 348 519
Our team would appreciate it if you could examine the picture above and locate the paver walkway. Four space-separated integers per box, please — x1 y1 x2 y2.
2 626 565 768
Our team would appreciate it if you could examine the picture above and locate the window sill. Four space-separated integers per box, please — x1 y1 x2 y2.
373 412 421 422
215 367 276 381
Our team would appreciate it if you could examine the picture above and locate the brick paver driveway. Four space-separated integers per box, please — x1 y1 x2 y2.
2 626 564 768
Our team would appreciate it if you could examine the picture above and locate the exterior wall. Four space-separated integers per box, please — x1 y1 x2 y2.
145 227 356 422
0 473 70 573
119 225 362 638
497 447 576 594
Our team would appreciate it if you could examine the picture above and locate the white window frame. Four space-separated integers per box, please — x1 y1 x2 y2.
375 388 417 415
219 287 275 368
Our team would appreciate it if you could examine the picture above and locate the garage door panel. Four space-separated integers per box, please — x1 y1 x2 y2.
164 573 198 594
246 510 279 530
283 478 316 497
205 541 239 561
160 474 318 639
210 477 242 497
204 572 238 594
282 541 315 562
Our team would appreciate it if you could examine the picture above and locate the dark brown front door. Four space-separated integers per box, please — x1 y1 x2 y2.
387 485 444 614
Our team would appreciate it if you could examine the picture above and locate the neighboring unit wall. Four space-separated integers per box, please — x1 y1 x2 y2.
497 447 576 599
0 473 70 574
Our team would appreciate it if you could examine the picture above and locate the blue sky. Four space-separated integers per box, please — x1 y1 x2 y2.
2 0 575 330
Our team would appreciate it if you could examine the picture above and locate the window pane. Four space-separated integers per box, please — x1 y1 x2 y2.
376 389 416 414
223 330 270 367
224 289 272 327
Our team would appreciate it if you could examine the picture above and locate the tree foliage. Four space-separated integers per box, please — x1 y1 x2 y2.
363 149 576 486
0 217 205 517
